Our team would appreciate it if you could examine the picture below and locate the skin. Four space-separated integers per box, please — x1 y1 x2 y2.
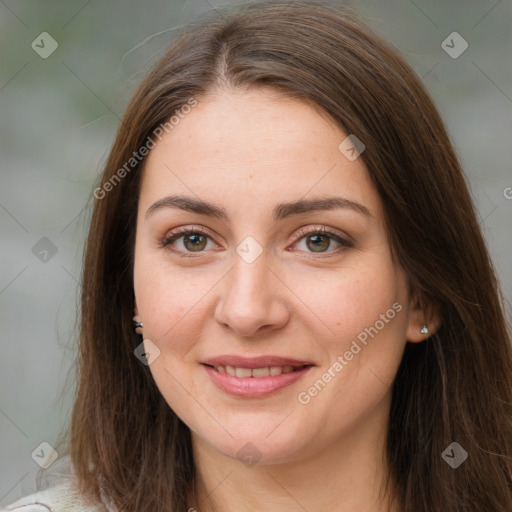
133 87 439 512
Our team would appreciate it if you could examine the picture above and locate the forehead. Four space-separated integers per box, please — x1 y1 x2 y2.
139 88 383 221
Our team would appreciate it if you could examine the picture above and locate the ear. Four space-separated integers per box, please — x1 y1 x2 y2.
132 298 143 335
405 289 442 343
133 298 141 321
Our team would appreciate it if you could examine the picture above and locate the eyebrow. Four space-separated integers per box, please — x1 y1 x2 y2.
145 195 372 222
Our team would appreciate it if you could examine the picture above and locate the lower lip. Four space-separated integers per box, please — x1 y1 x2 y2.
202 364 313 398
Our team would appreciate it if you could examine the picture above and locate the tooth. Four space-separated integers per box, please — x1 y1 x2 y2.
235 367 252 378
217 365 298 377
252 367 270 377
270 366 283 376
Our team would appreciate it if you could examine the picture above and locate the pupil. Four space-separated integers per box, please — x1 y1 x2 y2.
185 234 206 251
308 234 329 252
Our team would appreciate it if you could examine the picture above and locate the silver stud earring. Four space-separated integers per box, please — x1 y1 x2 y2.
420 325 429 335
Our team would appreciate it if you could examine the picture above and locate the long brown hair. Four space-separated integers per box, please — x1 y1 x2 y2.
58 1 512 510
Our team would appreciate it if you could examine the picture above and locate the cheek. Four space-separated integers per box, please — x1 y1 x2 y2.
294 259 405 348
290 267 408 439
133 257 211 409
133 249 223 357
296 259 409 406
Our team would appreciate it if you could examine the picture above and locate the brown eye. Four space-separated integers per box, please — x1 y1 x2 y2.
306 234 331 252
161 228 216 255
183 233 207 251
293 227 353 255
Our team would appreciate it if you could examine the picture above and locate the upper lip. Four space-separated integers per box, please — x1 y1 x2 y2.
201 355 315 369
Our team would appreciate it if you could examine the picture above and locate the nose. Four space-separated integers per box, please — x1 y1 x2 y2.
214 252 290 338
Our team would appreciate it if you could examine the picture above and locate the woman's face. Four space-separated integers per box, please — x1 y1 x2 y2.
133 87 420 465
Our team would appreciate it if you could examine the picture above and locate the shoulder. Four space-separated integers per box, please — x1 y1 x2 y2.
0 478 108 512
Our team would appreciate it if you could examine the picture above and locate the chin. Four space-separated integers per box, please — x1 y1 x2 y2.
192 418 312 466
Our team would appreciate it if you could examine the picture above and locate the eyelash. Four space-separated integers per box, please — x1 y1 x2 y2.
160 225 353 258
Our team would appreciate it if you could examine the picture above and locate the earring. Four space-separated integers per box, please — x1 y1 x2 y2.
132 320 143 335
420 325 429 335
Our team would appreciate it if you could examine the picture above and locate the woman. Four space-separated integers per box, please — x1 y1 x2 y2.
4 1 512 511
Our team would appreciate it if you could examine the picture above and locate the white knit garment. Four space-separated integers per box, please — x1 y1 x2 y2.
1 479 110 512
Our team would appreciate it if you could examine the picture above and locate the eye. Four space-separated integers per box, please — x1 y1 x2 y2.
161 226 218 255
292 226 353 254
160 225 353 258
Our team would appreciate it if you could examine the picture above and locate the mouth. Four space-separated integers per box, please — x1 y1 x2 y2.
203 363 312 377
200 356 315 398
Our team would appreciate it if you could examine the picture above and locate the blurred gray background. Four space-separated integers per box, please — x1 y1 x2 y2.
1 0 511 504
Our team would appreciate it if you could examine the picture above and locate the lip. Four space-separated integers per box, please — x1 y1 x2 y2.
201 355 313 369
201 355 315 398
